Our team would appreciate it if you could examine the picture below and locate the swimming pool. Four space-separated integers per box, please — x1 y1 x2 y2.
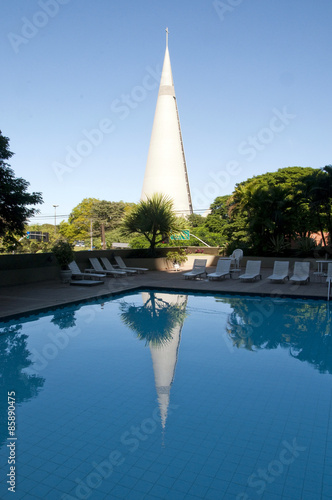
0 290 331 499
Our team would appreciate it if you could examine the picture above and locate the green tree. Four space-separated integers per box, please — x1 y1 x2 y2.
61 198 128 246
91 200 126 229
122 193 183 255
65 197 99 242
187 213 205 228
91 200 126 249
227 167 319 254
302 165 332 246
13 223 55 254
205 195 231 233
0 131 43 249
58 220 82 245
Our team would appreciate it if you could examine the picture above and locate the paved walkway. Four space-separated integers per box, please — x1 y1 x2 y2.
0 266 329 321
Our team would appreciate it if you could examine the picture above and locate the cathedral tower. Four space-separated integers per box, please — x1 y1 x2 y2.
141 29 193 216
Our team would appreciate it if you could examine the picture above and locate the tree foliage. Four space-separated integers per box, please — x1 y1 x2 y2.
224 166 327 254
0 131 43 248
59 198 128 244
301 165 332 246
139 166 332 255
205 195 231 233
65 197 99 241
122 193 183 254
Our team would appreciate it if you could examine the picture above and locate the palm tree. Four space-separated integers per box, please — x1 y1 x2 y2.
122 193 183 255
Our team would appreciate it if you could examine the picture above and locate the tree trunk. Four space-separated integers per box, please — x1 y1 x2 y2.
316 212 327 247
149 231 157 256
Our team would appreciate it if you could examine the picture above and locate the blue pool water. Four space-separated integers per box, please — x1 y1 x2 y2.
0 290 332 500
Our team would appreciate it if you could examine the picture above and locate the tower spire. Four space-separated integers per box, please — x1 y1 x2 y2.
165 27 169 48
141 31 193 216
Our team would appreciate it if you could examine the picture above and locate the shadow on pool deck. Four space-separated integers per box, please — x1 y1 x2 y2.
0 266 329 320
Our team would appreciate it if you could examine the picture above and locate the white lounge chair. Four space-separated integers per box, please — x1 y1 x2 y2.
290 262 310 284
230 249 243 269
239 260 262 281
70 279 104 287
326 263 332 283
88 258 127 278
267 261 289 282
100 257 136 275
114 256 148 274
326 263 332 300
68 261 105 282
207 259 231 281
183 259 207 280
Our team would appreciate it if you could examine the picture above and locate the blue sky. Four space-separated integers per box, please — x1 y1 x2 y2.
1 0 331 224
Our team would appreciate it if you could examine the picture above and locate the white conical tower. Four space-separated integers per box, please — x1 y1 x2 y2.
141 29 193 217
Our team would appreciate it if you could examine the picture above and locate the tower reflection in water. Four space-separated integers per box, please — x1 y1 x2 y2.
120 291 188 434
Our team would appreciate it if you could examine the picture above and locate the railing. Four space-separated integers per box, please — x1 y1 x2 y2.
189 233 211 247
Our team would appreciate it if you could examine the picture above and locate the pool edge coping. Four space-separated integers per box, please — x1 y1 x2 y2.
0 282 328 323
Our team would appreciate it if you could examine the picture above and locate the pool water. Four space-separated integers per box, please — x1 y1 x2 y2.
0 290 332 500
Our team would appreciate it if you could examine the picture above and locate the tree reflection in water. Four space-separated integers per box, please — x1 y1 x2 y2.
222 297 332 374
119 291 188 346
51 309 77 330
0 324 45 448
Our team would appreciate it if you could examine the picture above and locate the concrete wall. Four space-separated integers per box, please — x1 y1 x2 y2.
0 253 58 286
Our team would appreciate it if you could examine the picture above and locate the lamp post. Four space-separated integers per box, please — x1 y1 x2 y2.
53 205 59 232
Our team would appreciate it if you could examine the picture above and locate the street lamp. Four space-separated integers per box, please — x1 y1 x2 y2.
53 205 59 232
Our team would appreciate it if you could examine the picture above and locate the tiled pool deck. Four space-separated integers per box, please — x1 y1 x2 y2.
0 265 329 320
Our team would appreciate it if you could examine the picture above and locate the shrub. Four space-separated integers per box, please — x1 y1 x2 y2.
268 235 290 255
295 237 317 257
51 239 75 269
166 249 187 266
